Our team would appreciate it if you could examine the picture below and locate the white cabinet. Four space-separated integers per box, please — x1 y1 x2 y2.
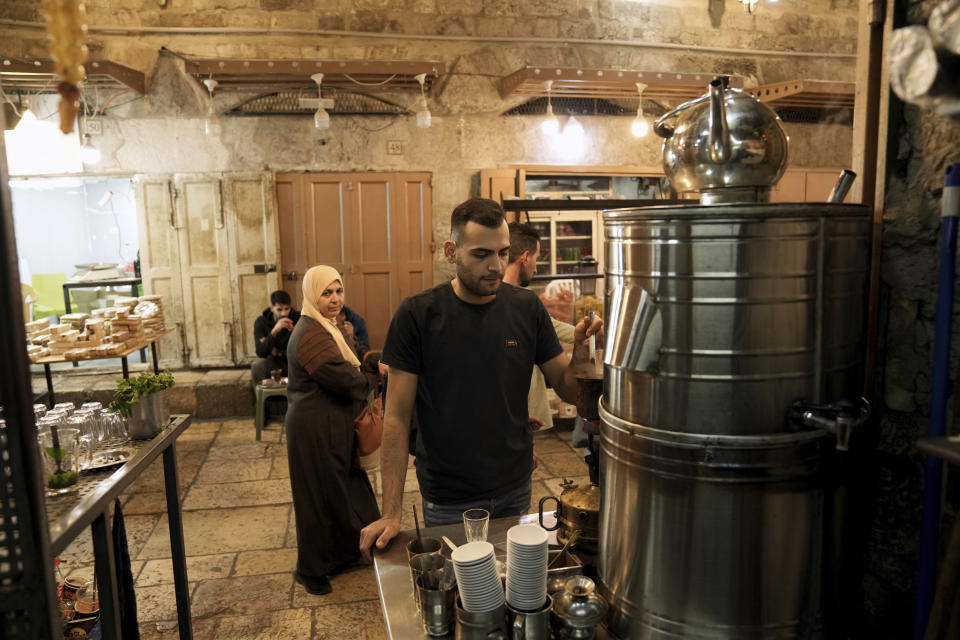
526 211 603 277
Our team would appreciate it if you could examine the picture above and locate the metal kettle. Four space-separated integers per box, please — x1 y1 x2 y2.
538 479 600 560
654 76 789 204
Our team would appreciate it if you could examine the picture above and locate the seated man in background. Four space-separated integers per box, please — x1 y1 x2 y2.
251 290 301 387
337 305 370 351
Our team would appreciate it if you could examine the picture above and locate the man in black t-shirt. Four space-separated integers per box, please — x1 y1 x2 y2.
359 198 603 556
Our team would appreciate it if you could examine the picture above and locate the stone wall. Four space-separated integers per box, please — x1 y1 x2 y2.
1 0 859 281
860 0 960 636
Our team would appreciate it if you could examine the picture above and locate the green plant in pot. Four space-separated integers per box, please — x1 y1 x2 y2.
109 371 175 439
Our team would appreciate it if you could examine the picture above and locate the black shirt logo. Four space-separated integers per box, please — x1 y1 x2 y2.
505 338 518 348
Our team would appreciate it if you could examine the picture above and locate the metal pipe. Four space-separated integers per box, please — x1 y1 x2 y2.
915 162 960 640
828 169 857 203
0 18 859 60
813 217 826 404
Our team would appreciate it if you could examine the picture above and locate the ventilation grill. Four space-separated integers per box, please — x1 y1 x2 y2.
231 90 407 116
503 96 673 118
776 107 853 125
504 96 634 117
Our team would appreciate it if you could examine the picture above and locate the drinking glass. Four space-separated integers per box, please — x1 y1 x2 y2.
39 426 80 493
463 509 490 543
101 410 128 443
52 402 76 415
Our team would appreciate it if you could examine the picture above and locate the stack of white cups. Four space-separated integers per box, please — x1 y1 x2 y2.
505 524 549 611
451 541 505 613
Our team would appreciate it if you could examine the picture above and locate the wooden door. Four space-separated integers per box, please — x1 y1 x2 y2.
134 176 185 367
345 175 393 350
479 168 518 203
223 172 280 363
276 173 349 309
173 174 236 367
276 172 434 350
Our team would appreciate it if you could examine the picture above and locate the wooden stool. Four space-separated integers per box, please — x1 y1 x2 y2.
255 384 287 441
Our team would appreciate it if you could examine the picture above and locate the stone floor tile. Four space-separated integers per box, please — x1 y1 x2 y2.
537 451 592 479
124 491 168 515
292 564 379 607
542 475 591 497
205 442 284 461
185 419 223 432
220 417 256 431
312 599 386 639
138 553 236 586
233 548 298 577
175 428 217 451
191 573 293 618
183 479 292 510
136 582 194 623
139 615 218 640
270 456 291 479
533 430 577 454
284 510 297 548
215 427 280 446
212 607 312 639
131 559 145 581
138 505 290 559
194 458 273 485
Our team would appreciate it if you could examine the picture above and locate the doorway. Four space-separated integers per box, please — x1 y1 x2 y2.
275 172 434 349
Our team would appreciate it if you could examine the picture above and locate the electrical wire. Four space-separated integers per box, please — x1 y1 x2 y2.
99 89 131 114
342 73 397 86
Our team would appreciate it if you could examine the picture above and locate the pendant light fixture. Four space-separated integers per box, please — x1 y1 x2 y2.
738 0 759 12
311 73 330 131
414 73 431 128
80 133 100 165
632 82 649 138
542 80 559 136
202 78 222 137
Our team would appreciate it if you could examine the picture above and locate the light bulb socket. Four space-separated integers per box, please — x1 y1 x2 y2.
314 108 330 130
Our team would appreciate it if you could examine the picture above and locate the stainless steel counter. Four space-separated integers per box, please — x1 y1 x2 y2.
372 513 550 639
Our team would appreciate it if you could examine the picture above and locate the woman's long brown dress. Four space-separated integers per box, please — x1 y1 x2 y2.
284 315 381 579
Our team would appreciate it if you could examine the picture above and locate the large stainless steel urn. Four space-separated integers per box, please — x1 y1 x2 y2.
597 203 870 639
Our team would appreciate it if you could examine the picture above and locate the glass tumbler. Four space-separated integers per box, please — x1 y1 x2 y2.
463 509 490 543
39 426 81 492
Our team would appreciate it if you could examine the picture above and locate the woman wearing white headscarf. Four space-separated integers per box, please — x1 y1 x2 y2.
284 265 381 595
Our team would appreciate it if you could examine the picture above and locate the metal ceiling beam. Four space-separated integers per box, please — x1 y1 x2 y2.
751 80 855 108
184 58 445 93
0 58 145 94
499 66 742 102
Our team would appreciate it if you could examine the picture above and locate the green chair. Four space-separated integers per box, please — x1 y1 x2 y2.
254 383 288 441
31 272 67 320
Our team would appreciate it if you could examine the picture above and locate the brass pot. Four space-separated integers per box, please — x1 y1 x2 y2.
538 480 600 557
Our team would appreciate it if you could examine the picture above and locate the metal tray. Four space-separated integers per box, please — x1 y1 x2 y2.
82 447 134 473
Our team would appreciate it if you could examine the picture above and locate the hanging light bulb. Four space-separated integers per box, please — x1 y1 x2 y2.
202 78 222 137
632 82 649 138
80 133 100 165
310 73 330 131
414 73 432 128
541 80 559 136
